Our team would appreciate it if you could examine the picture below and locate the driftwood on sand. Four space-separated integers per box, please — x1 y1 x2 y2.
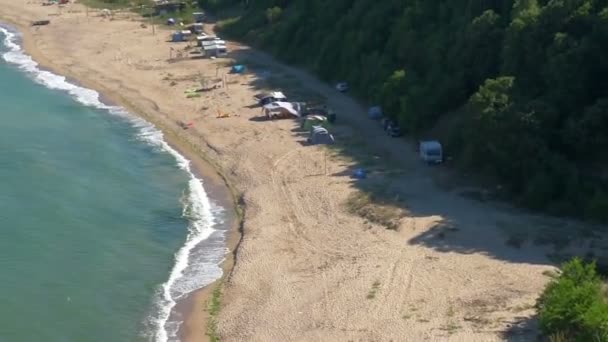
32 20 50 26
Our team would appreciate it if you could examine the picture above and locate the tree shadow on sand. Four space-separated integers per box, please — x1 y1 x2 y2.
218 46 608 268
501 315 543 342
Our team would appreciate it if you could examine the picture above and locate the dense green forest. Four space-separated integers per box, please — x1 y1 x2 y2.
200 0 608 222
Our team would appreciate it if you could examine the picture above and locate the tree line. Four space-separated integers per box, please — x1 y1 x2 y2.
201 0 608 222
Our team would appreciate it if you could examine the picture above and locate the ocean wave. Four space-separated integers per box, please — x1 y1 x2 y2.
1 25 227 342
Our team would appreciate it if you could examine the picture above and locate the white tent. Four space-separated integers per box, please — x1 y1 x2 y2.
308 126 335 145
263 101 299 119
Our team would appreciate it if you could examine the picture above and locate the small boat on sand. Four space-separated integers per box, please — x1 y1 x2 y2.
32 20 50 26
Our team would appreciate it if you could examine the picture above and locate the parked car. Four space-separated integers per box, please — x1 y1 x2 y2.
386 122 402 137
368 106 383 120
380 117 391 131
419 140 443 164
335 82 349 92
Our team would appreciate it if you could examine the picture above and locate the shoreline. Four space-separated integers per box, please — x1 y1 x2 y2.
0 16 242 342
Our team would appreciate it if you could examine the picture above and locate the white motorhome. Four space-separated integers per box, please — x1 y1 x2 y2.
419 140 443 164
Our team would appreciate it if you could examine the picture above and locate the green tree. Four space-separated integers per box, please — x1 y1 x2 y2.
538 258 608 341
265 6 282 24
208 0 608 221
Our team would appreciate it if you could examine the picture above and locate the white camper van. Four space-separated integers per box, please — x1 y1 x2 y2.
419 140 443 164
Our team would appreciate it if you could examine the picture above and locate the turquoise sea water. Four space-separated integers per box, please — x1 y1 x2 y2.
0 26 226 342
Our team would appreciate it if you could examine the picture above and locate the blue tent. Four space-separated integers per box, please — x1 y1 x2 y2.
368 106 382 120
352 168 367 179
172 32 184 42
231 65 245 73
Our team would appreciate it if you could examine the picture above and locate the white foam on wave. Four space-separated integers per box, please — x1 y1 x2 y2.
1 25 228 342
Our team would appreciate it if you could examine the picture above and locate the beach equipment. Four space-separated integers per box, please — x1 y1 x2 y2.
231 65 245 74
185 88 201 98
256 91 286 106
202 40 227 57
171 31 184 42
32 20 50 26
301 115 329 131
263 101 299 119
191 23 204 34
352 168 367 179
177 121 194 129
195 35 206 46
308 126 335 145
301 105 327 117
193 12 205 23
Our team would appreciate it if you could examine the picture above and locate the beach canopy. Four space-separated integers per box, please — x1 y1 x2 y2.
257 91 287 106
231 65 245 74
263 101 299 119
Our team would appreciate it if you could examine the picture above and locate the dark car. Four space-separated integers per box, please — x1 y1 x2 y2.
380 117 391 131
336 82 349 92
386 121 402 137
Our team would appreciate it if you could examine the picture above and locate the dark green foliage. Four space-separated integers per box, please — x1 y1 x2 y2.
208 0 608 222
538 258 608 341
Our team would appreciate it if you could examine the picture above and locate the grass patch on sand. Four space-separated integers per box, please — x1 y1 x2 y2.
443 323 461 334
366 280 381 299
346 186 406 230
207 282 223 342
327 135 385 168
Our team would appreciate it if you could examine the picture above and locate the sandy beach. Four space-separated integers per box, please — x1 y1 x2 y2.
2 2 600 341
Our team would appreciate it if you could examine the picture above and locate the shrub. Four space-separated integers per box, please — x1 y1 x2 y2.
266 6 282 24
538 258 608 341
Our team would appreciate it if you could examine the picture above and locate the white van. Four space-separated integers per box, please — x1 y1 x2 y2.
419 140 443 164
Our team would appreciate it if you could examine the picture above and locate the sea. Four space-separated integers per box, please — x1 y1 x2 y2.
0 24 229 342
